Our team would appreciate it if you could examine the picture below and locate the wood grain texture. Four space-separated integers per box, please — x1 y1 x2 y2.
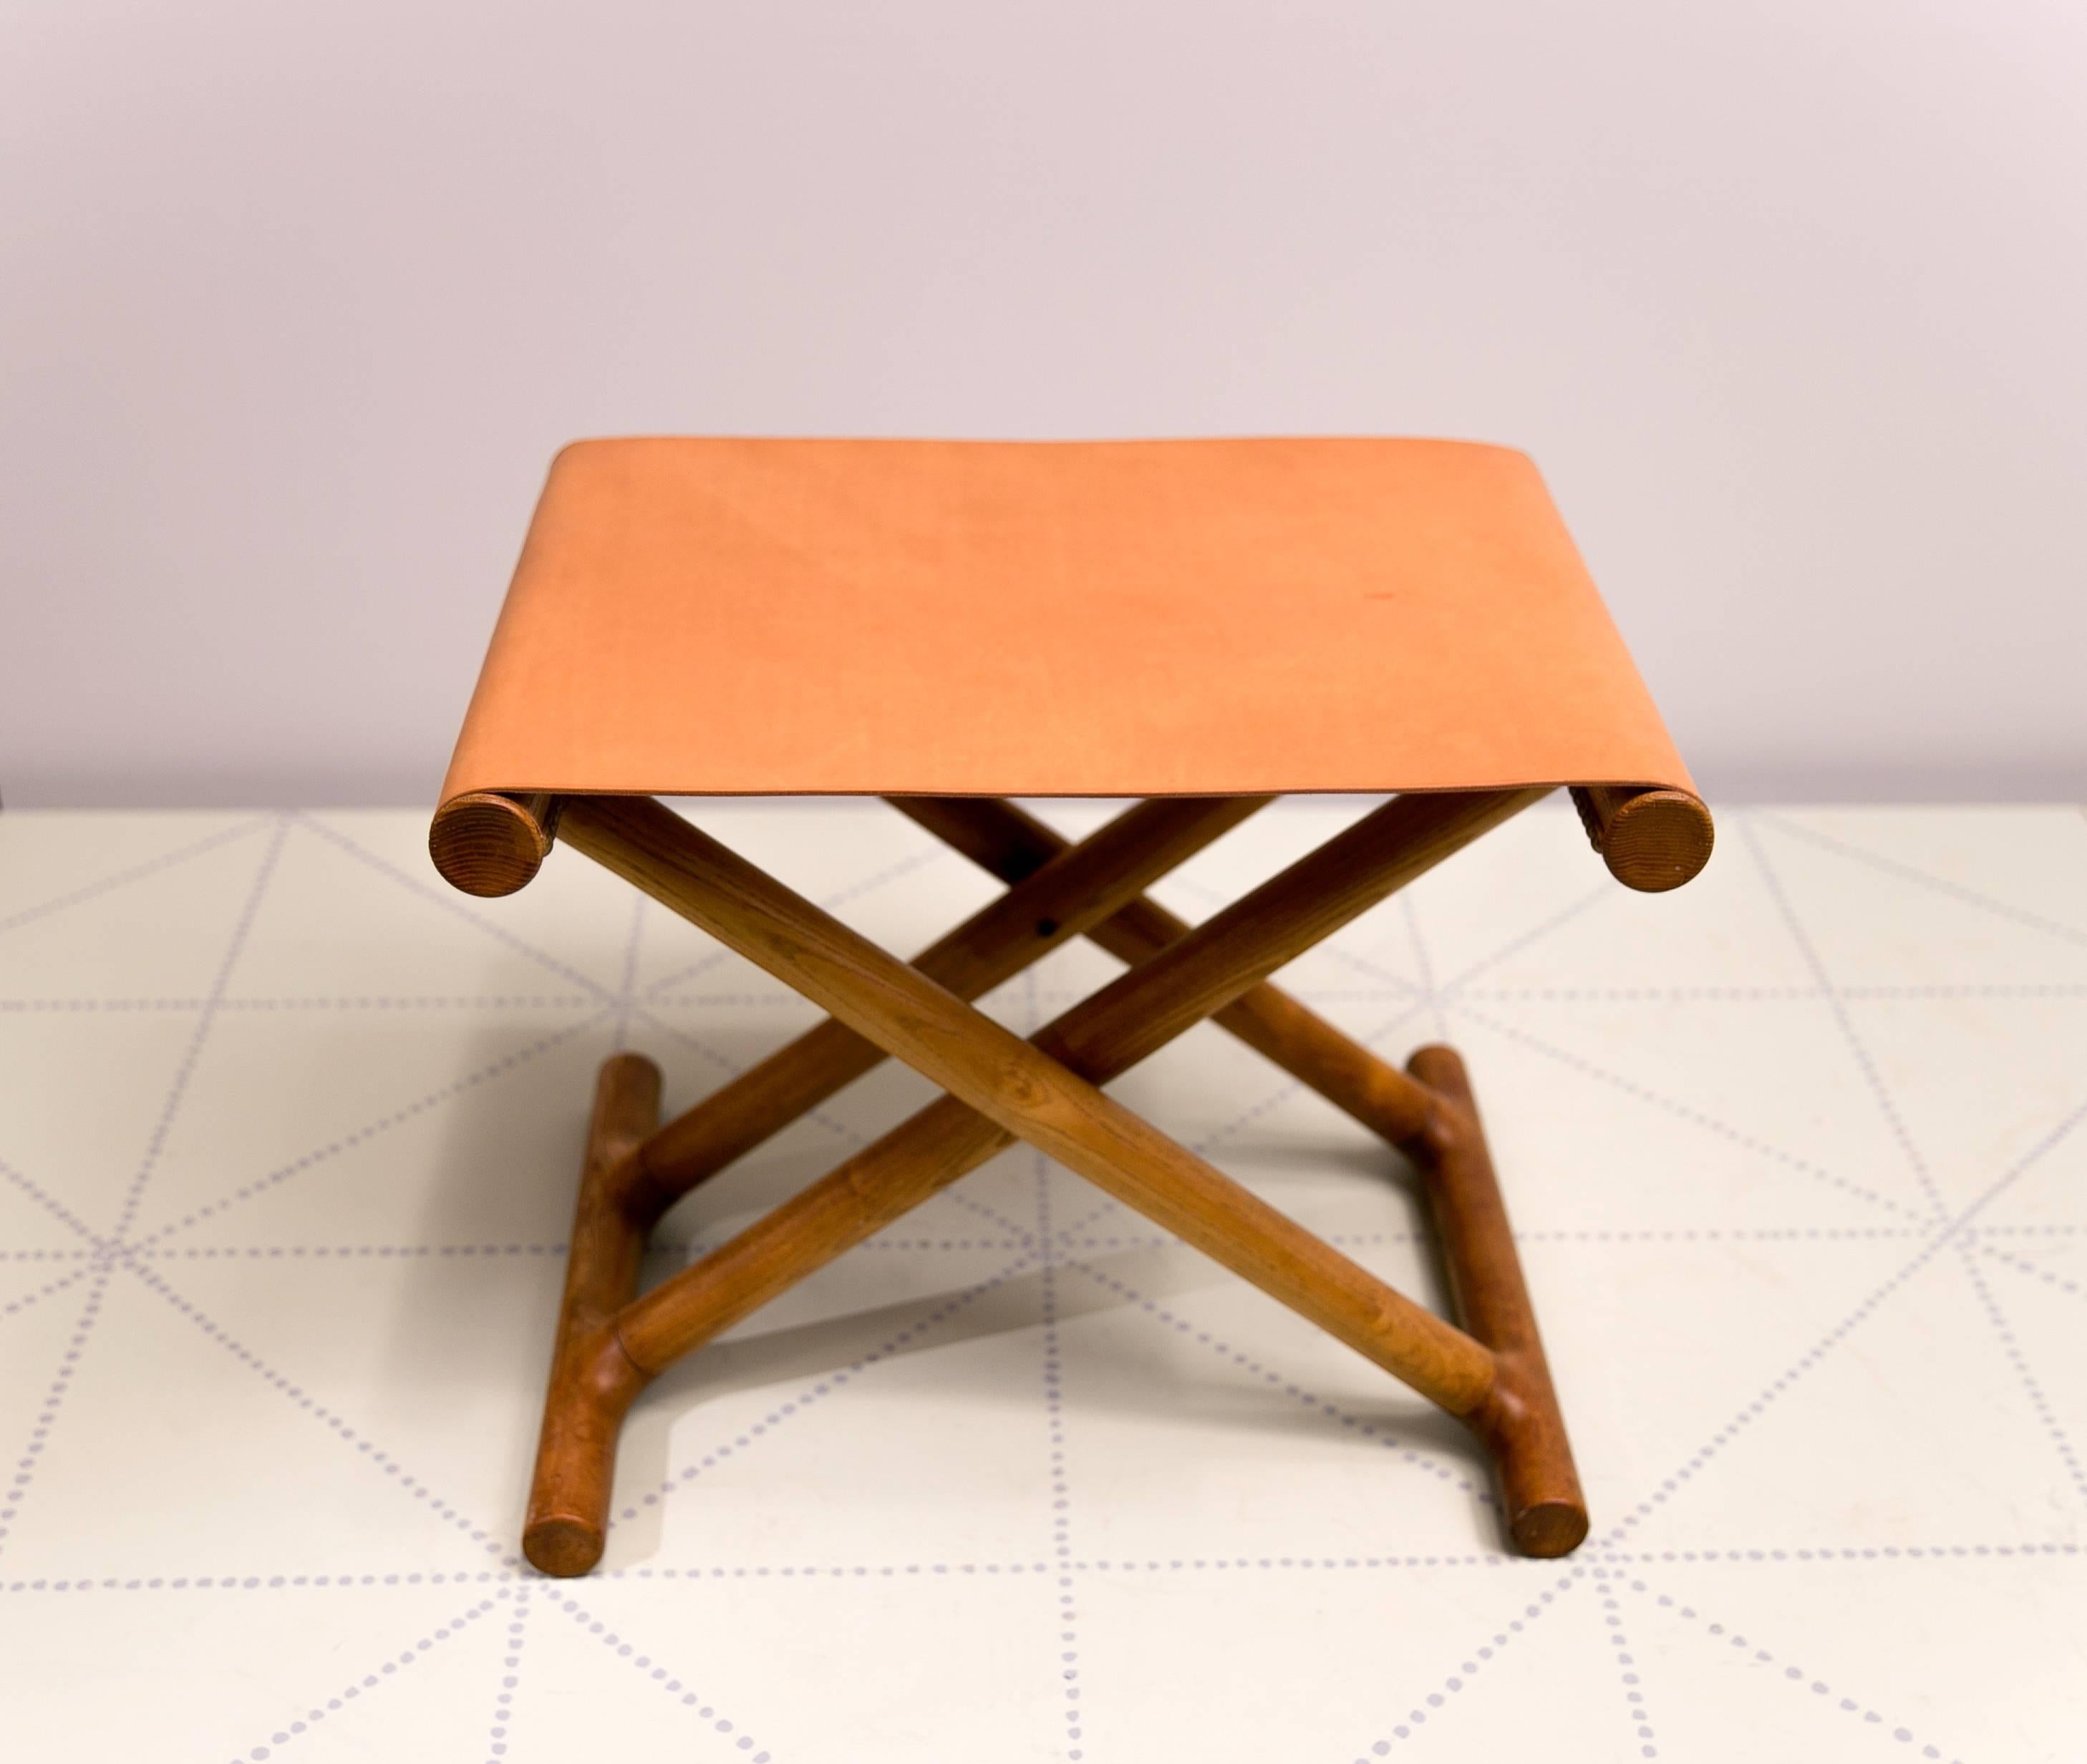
521 1050 659 1577
623 794 1269 1221
563 792 1539 1412
511 789 1606 1574
889 795 1441 1142
1408 1043 1587 1556
609 792 1531 1382
1570 784 1715 892
428 790 561 897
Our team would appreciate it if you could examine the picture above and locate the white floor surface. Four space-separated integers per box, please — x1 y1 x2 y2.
1 798 2083 1761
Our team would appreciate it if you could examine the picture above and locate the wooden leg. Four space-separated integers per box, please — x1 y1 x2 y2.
1408 1044 1588 1557
524 789 1590 1574
601 793 1541 1391
522 1051 659 1576
561 790 1541 1414
521 795 1259 1575
890 795 1438 1143
619 794 1269 1223
898 798 1585 1554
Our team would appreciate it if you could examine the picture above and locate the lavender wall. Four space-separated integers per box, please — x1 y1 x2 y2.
4 1 2082 805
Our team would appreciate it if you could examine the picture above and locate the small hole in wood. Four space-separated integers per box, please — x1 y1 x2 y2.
1035 918 1060 939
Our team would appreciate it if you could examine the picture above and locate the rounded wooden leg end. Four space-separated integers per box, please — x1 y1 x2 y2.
1571 786 1715 893
1508 1496 1589 1559
594 1050 664 1118
430 792 558 897
1403 1042 1468 1131
523 1327 649 1581
523 1514 607 1579
589 1050 667 1221
1479 1397 1590 1560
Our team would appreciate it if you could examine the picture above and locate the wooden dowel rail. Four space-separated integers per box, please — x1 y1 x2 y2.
427 782 1714 902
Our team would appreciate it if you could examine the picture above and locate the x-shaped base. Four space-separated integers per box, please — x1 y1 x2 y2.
520 790 1584 1576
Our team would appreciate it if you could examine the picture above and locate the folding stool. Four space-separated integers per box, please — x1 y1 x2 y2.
427 437 1713 1577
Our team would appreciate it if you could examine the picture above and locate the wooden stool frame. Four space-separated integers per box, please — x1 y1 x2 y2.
430 782 1713 1578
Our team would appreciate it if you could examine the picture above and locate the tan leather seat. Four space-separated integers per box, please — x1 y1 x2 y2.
437 436 1691 811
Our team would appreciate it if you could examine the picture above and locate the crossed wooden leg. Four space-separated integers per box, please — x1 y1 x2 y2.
521 789 1584 1576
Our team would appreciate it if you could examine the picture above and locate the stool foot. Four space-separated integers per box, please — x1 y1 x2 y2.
523 1052 659 1578
523 1322 649 1576
1406 1044 1589 1559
